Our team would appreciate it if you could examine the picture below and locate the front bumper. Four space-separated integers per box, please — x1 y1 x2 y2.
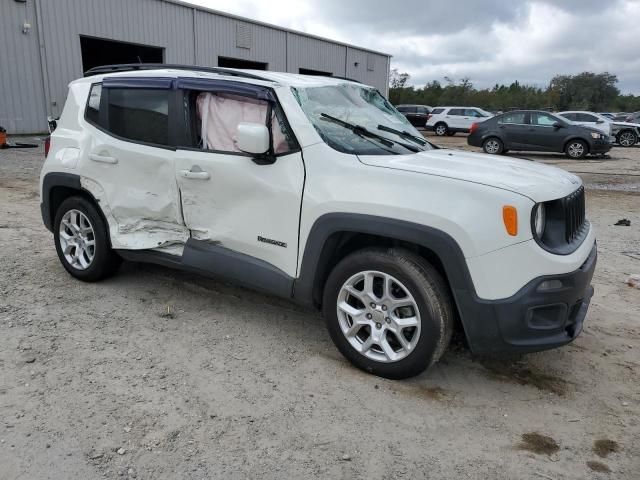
458 243 597 355
590 139 612 154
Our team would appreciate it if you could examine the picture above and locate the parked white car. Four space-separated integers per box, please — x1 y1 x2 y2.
558 111 639 147
40 65 596 379
425 107 493 135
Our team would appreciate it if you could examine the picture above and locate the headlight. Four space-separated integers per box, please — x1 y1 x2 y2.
590 132 602 139
533 203 546 237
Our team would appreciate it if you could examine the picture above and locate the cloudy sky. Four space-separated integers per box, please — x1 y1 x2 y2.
184 0 640 94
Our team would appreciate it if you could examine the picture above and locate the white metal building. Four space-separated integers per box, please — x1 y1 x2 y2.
1 0 391 133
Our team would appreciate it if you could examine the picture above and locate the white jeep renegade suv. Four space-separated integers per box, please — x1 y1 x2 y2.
40 64 596 379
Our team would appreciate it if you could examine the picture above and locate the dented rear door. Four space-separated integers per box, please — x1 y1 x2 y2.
80 78 188 251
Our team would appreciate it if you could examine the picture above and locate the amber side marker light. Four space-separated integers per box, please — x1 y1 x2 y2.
503 205 518 236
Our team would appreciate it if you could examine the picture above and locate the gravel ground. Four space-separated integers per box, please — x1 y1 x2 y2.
0 136 638 479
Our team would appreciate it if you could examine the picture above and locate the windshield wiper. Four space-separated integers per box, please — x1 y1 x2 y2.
320 113 395 148
377 124 428 147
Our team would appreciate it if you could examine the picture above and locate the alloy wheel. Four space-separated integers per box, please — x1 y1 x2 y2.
567 142 585 158
435 125 447 136
619 131 637 147
484 139 501 154
58 209 96 270
336 270 421 363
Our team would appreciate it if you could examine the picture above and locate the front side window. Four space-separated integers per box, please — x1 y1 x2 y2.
107 88 170 145
531 113 558 126
467 108 492 118
576 113 597 122
499 112 526 124
292 84 432 155
187 91 297 155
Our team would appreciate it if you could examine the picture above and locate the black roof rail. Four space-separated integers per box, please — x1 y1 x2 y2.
83 63 272 81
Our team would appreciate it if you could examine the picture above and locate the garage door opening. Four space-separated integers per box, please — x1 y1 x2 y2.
299 68 333 77
80 36 164 72
218 57 267 70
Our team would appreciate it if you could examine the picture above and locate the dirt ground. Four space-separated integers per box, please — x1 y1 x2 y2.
1 135 638 479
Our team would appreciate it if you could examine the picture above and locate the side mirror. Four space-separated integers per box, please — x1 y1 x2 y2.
237 122 270 155
596 119 604 124
552 122 564 129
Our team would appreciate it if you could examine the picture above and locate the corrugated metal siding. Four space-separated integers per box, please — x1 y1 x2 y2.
2 0 389 133
286 33 347 76
194 12 286 70
38 0 195 119
346 48 389 93
0 1 48 133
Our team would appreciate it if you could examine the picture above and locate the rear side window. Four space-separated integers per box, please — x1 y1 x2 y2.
416 106 429 114
499 112 526 124
85 83 103 127
562 113 577 121
431 108 444 115
107 89 170 146
448 108 464 116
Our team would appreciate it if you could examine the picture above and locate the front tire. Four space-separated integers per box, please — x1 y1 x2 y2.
482 137 504 155
617 129 638 147
322 248 454 379
53 196 121 282
565 139 588 159
434 123 448 136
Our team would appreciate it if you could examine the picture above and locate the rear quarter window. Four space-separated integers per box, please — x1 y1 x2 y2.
431 108 444 115
85 83 104 127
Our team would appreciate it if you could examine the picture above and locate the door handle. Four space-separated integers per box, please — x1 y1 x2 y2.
89 153 118 164
179 169 210 180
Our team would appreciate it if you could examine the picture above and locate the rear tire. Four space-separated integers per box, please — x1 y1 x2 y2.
482 137 504 155
322 248 454 379
617 129 638 147
434 123 448 136
53 196 121 282
565 139 588 159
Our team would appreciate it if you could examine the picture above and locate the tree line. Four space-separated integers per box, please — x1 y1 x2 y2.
388 70 640 113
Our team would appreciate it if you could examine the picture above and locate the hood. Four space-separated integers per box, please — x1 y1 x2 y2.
358 149 581 202
569 124 607 135
612 121 640 129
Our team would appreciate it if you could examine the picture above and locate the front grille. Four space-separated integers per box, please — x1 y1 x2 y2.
563 186 585 243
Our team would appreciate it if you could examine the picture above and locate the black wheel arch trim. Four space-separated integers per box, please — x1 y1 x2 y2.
41 172 109 238
293 213 507 351
293 212 479 319
41 172 83 231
